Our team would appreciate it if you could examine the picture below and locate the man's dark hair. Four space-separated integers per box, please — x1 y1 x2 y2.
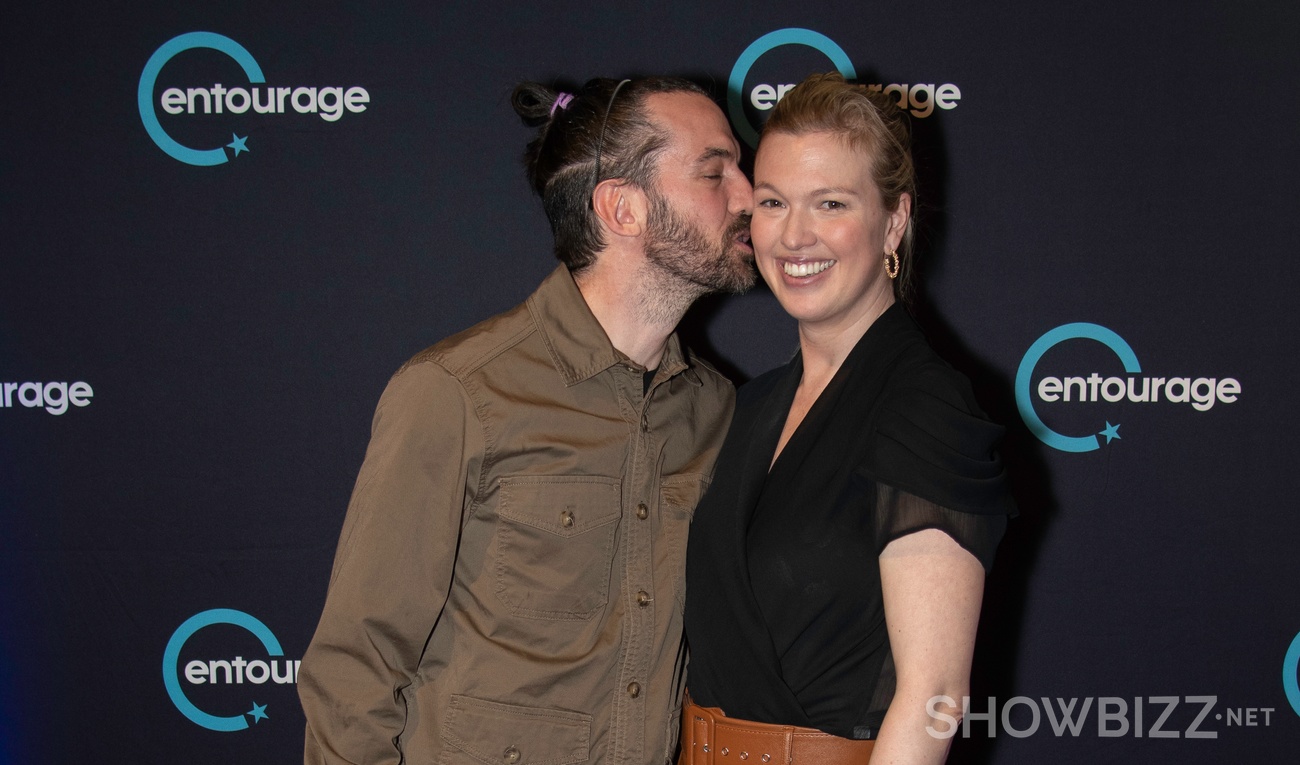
512 77 709 273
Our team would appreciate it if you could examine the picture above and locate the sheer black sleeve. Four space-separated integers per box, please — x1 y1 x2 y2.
858 363 1014 569
873 484 1007 570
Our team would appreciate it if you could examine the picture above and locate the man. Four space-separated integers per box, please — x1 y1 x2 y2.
299 76 755 764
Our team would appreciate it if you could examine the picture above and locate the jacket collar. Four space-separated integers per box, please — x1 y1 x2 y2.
527 265 691 387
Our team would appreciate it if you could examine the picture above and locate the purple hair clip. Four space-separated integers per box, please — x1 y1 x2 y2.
550 92 575 117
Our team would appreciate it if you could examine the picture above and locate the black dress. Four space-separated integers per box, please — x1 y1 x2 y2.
684 304 1015 739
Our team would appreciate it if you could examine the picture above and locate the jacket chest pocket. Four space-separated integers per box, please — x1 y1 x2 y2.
494 476 622 621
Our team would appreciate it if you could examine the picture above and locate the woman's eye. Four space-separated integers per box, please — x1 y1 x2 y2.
821 200 845 210
757 199 781 208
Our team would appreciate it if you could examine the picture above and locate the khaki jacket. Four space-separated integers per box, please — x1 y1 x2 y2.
300 266 733 764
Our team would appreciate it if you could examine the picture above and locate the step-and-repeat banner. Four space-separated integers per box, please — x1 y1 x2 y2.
4 2 1297 762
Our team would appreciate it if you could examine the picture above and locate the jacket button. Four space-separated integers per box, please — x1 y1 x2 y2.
636 591 651 607
627 681 641 698
560 510 574 528
636 503 648 520
503 745 521 762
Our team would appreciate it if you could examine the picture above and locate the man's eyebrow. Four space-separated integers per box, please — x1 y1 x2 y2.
694 146 736 164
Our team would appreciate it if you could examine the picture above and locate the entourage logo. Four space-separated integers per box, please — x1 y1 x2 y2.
163 609 300 732
728 28 962 146
0 380 93 415
1285 629 1300 718
1015 323 1241 453
139 32 370 166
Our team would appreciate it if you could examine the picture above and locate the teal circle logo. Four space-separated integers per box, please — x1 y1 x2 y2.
727 28 856 147
162 609 282 731
1015 323 1141 453
1285 630 1300 718
138 32 264 166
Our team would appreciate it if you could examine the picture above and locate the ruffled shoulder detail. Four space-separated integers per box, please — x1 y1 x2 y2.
860 356 1015 517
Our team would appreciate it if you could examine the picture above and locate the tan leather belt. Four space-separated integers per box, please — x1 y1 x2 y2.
680 696 875 765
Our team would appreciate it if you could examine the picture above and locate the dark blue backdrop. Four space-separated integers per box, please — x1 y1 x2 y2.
3 1 1298 762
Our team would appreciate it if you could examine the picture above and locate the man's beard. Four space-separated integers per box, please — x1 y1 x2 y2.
643 191 756 297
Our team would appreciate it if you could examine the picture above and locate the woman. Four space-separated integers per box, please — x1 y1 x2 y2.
682 73 1014 764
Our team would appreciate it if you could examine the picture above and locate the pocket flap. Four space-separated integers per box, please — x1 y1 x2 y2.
443 694 591 765
498 476 621 537
660 473 709 514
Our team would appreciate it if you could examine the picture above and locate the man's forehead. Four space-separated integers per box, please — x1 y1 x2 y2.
645 91 739 160
645 89 717 116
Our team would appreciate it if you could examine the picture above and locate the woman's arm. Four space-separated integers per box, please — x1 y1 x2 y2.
871 528 986 764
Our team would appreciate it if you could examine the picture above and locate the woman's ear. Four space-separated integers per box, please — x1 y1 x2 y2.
885 192 912 251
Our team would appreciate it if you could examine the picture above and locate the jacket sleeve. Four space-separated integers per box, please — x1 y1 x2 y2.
298 361 482 765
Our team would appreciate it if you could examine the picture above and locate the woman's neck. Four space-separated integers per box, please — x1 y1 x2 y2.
796 293 895 392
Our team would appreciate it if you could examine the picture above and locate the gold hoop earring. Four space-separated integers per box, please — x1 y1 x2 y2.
884 249 900 280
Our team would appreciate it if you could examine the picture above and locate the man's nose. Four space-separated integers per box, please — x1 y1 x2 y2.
726 173 753 215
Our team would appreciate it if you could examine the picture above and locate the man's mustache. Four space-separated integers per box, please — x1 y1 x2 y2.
726 213 752 242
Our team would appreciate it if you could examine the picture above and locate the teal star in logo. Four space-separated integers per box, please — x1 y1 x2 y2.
247 702 268 723
1099 422 1121 444
226 134 249 156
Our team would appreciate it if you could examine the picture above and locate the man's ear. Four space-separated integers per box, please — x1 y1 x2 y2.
592 179 647 239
